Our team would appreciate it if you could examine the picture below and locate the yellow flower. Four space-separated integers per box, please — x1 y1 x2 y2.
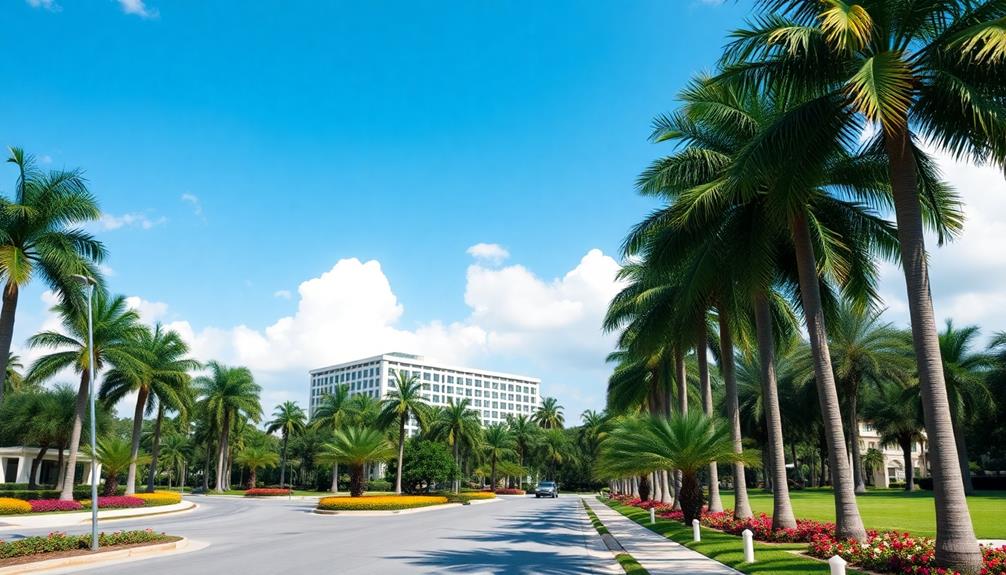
317 495 448 511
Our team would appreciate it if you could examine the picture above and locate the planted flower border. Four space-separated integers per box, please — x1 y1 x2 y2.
243 488 292 497
606 495 1006 575
316 495 449 511
0 492 184 516
0 529 175 562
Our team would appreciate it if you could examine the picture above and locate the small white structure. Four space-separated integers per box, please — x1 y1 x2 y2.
0 446 101 486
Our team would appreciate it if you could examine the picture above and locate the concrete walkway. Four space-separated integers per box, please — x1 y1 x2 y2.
583 497 742 575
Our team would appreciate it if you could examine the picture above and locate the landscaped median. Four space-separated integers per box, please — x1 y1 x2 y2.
0 491 184 516
0 529 179 570
317 495 449 512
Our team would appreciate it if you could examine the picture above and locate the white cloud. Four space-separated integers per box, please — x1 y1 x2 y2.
39 154 54 164
98 264 116 278
116 0 157 18
125 296 169 324
273 290 292 300
99 212 166 231
26 0 60 12
181 193 205 221
466 243 510 265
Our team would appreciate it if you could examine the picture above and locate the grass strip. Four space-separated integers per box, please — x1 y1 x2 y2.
581 500 650 575
599 498 868 575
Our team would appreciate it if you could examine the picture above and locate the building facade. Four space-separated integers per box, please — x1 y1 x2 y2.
857 421 929 488
309 352 541 434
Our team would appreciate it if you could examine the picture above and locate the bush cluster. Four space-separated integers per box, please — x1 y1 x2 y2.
243 488 291 497
27 499 83 513
0 497 32 514
494 488 525 495
133 491 182 506
317 495 448 511
0 486 126 501
78 496 146 509
0 529 169 560
437 491 496 504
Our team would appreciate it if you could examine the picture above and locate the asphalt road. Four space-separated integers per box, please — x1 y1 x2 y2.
9 495 614 574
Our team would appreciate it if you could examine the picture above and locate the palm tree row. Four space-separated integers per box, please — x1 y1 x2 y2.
601 2 1006 571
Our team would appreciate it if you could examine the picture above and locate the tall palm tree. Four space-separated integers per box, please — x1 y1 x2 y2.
597 411 758 525
99 324 197 495
533 397 565 429
793 303 914 493
321 426 395 497
25 291 145 500
234 445 279 489
482 423 515 490
266 401 307 488
723 3 1006 568
89 436 151 496
864 383 925 492
2 352 29 395
378 372 430 494
195 362 262 492
311 384 351 492
507 414 542 470
429 399 482 493
158 433 190 490
0 147 106 404
937 320 997 495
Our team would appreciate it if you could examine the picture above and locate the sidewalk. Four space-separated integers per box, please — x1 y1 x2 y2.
583 497 742 575
0 500 196 530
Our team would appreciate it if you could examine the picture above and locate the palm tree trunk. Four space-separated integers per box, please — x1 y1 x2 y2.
675 349 687 414
248 467 257 489
885 130 981 571
453 441 461 494
146 403 165 493
949 407 974 495
790 211 866 541
331 463 339 493
0 281 20 405
215 416 229 492
698 329 723 512
901 438 916 492
718 308 752 519
56 443 66 491
395 415 406 494
279 435 288 488
125 387 149 495
60 370 91 501
490 456 497 491
660 469 671 504
847 387 866 494
754 292 797 529
202 439 212 491
28 445 49 490
349 463 364 497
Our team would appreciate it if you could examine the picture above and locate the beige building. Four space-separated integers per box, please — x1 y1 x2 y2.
0 446 101 486
856 421 928 488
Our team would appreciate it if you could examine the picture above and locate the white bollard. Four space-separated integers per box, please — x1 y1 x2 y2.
828 555 847 575
742 529 755 563
649 508 655 524
692 519 701 542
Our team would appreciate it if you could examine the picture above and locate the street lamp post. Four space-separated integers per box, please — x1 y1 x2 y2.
72 274 99 552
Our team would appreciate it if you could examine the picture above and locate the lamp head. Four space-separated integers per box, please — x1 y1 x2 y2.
71 274 97 287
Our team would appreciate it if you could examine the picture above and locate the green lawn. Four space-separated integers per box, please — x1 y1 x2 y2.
717 488 1006 539
603 498 866 575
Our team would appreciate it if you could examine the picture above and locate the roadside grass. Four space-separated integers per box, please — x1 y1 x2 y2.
581 500 650 575
717 488 1006 539
601 498 867 575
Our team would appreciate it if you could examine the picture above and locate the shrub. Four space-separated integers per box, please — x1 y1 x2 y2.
494 488 525 495
437 491 496 504
0 529 169 560
133 491 182 506
397 440 460 494
28 499 83 513
77 496 146 509
0 497 32 514
244 488 291 497
317 495 448 511
366 480 392 492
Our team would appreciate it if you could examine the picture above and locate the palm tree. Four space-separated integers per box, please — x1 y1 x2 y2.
540 428 570 480
482 423 515 490
533 397 565 429
864 384 925 492
158 433 190 490
378 372 430 494
321 427 395 497
0 148 106 404
723 4 1006 568
0 386 76 488
508 414 542 470
937 320 996 495
2 352 29 395
794 303 914 493
89 436 151 496
195 362 262 492
234 445 279 489
25 291 145 500
862 448 885 487
428 399 482 493
99 324 197 495
311 384 351 492
266 401 307 488
597 411 758 525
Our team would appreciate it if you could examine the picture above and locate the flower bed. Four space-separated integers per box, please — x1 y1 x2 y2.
78 496 146 509
494 488 525 495
27 499 83 513
243 488 291 497
439 491 496 504
317 495 448 511
0 498 32 515
0 529 170 560
133 491 182 506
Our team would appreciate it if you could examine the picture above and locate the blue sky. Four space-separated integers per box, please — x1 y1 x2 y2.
6 0 1006 423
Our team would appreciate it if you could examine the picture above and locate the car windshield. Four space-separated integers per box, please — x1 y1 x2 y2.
538 482 555 487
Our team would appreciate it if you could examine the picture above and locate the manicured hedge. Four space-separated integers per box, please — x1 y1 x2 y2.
494 488 526 495
0 486 125 501
0 530 170 560
317 495 448 511
244 488 291 497
28 499 82 513
133 491 182 506
78 496 145 509
437 491 496 504
0 498 32 514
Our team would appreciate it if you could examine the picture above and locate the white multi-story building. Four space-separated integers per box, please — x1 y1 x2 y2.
857 420 929 488
308 352 541 433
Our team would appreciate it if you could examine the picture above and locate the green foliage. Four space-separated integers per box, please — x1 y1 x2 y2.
397 439 459 494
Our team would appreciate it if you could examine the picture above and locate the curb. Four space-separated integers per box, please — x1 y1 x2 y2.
312 503 464 516
0 501 197 530
0 536 205 575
